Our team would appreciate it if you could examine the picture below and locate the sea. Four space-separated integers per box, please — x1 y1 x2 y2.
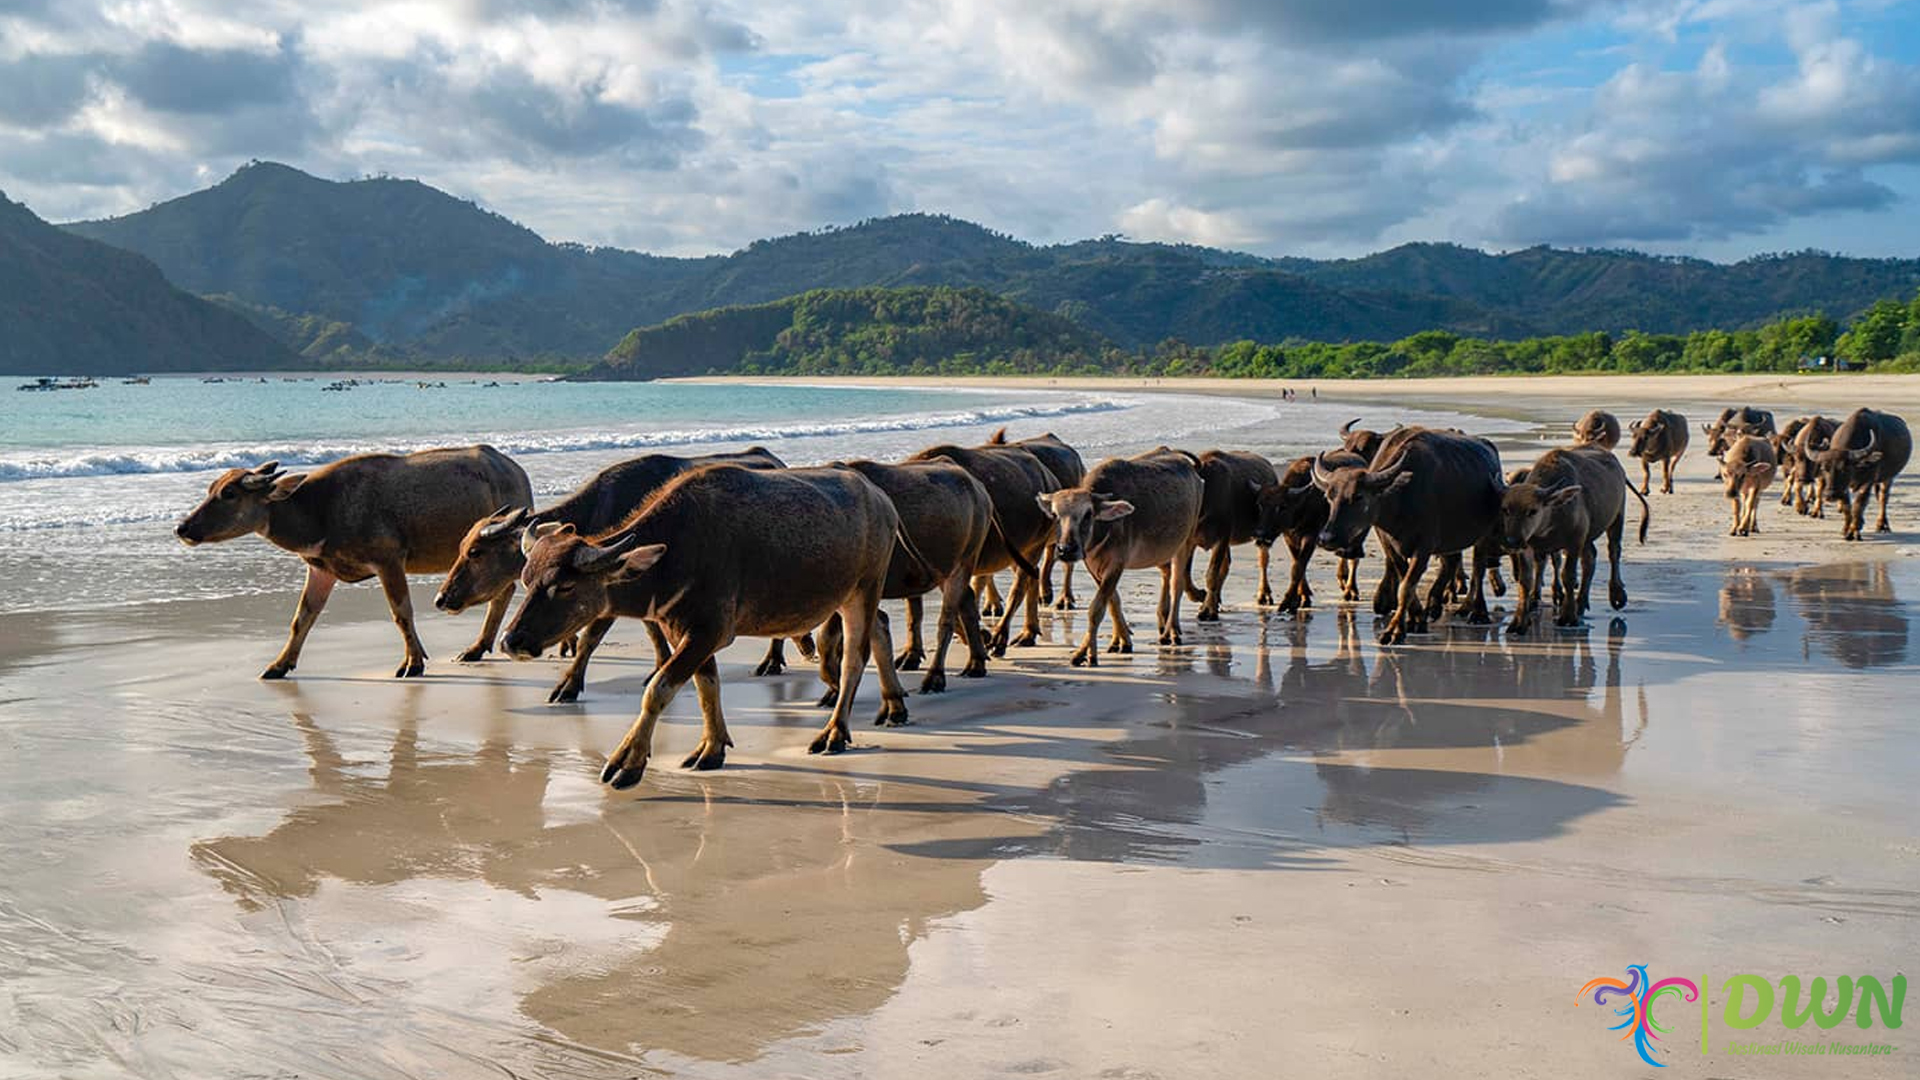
0 375 1521 616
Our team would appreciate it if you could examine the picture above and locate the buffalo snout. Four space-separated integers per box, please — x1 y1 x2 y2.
174 522 200 546
502 631 542 660
433 589 458 612
1055 542 1081 563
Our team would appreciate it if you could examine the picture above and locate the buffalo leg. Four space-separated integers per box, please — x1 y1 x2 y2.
1810 475 1827 518
1876 480 1894 533
896 595 927 671
1055 559 1078 611
1662 456 1676 495
1576 540 1598 613
679 656 732 771
752 637 787 676
1461 543 1493 624
1009 567 1043 648
869 610 911 727
815 614 845 706
549 616 615 703
1073 571 1121 667
1379 551 1429 645
1555 546 1585 627
812 594 878 754
1255 543 1274 606
456 584 513 662
1279 536 1315 613
1163 553 1193 645
1038 546 1056 606
1339 557 1361 601
975 573 1004 617
1606 511 1628 610
924 574 976 692
1197 541 1230 620
644 621 672 669
263 564 337 679
375 563 428 678
1506 551 1536 634
1639 458 1652 498
957 584 990 679
602 628 722 789
1372 553 1401 617
1425 553 1459 619
1105 593 1134 653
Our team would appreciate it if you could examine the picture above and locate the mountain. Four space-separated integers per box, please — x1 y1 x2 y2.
582 286 1111 380
0 193 296 375
58 163 1920 363
65 161 709 358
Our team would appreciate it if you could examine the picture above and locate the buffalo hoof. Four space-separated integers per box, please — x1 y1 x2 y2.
987 630 1010 658
260 665 291 680
808 727 850 755
1070 647 1097 667
894 648 924 672
1158 629 1184 646
959 658 988 678
559 637 578 659
1377 627 1405 647
1196 608 1220 623
1010 630 1040 648
601 758 647 789
1107 637 1133 654
874 700 912 727
1879 522 1893 533
980 600 1005 618
1039 589 1055 606
920 670 947 694
680 738 729 771
394 657 425 678
816 688 839 709
1506 618 1531 635
1465 607 1492 626
455 646 488 663
1609 582 1628 610
753 655 784 677
548 679 583 704
1052 596 1076 611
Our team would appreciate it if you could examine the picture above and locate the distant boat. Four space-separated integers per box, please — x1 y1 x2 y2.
122 376 151 385
16 377 98 391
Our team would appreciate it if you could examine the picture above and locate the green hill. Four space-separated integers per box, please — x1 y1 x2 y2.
581 286 1112 380
56 163 1920 364
0 192 296 375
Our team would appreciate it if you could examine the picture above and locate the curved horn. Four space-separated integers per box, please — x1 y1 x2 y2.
1847 427 1879 462
250 460 282 475
1389 421 1404 432
1340 417 1360 435
571 531 643 574
1629 418 1642 431
479 506 531 539
1311 450 1339 490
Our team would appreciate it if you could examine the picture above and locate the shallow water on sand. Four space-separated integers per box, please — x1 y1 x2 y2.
1 546 1915 1077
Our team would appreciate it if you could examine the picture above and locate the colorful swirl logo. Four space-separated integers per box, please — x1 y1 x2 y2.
1577 965 1701 1067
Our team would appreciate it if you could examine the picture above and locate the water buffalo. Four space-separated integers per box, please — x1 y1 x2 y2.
907 442 1059 654
1037 447 1204 666
1775 416 1837 515
1704 406 1776 476
1496 446 1649 633
1339 418 1392 463
1626 409 1689 495
1571 410 1622 451
436 448 808 701
816 458 1004 697
1722 435 1777 537
985 428 1087 610
174 447 533 679
1252 451 1368 613
1185 450 1280 619
499 465 908 789
1312 428 1504 645
1816 408 1912 540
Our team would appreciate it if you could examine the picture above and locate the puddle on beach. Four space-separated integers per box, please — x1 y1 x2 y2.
1 556 1916 1077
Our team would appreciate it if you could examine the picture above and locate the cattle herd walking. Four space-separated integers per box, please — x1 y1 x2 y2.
175 403 1910 790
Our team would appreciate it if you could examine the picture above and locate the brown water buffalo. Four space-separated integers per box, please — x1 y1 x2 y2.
985 428 1086 610
1815 408 1912 540
907 442 1059 654
1184 450 1280 619
1626 409 1689 495
174 446 531 679
435 448 808 700
1037 447 1204 666
816 458 1000 697
498 465 908 789
1496 446 1649 633
1252 451 1368 613
1704 406 1776 476
1774 416 1837 515
1571 410 1622 451
1339 418 1392 463
1311 428 1504 645
1722 435 1777 537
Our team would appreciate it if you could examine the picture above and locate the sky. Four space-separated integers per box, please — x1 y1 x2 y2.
2 0 1918 260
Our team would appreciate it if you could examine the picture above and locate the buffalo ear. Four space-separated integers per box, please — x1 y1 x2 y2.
266 473 308 501
1382 472 1416 496
1548 485 1584 507
1034 494 1057 518
1094 499 1136 521
1866 451 1884 465
615 543 668 578
1247 478 1264 494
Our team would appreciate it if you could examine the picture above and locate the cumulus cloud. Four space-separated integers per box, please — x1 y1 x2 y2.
0 0 1916 256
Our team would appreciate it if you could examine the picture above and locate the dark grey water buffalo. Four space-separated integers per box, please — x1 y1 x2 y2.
1312 428 1504 645
435 448 808 700
1496 446 1649 633
816 458 1001 698
1252 451 1368 613
1184 449 1280 618
1037 447 1204 666
174 446 532 679
1773 416 1837 515
499 465 908 789
1816 408 1912 540
907 441 1059 654
984 428 1086 611
1704 406 1776 475
1571 410 1622 451
1722 435 1777 537
1626 409 1689 495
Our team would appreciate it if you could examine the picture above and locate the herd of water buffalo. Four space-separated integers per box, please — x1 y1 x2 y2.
171 403 1910 789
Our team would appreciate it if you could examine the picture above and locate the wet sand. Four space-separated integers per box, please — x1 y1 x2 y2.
4 393 1918 1077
